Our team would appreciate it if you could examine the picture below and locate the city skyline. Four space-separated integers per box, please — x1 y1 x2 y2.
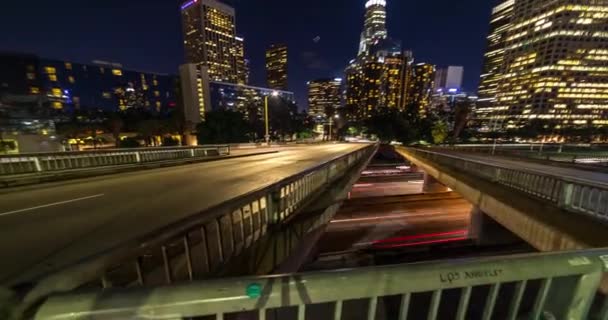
0 0 494 108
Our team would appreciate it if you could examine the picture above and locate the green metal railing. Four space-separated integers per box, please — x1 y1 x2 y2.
0 145 231 175
34 249 608 320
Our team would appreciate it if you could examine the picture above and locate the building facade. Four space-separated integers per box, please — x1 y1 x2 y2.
307 78 342 119
475 0 515 130
265 44 288 91
0 53 175 113
408 63 436 115
476 0 608 133
180 63 295 126
434 66 464 92
181 0 242 83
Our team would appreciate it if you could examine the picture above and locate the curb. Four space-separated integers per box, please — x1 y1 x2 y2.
0 150 279 191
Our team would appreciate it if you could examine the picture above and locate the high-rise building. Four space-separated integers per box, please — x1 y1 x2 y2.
180 0 239 83
434 66 464 92
408 63 436 115
345 0 414 120
307 78 342 119
235 36 248 85
359 0 388 55
476 0 608 132
475 0 515 130
265 44 288 91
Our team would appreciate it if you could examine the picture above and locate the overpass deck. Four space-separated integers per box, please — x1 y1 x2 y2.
0 144 368 287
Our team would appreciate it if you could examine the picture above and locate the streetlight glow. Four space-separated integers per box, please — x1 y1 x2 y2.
271 91 279 97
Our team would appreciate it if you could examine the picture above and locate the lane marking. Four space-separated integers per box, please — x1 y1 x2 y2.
0 194 105 217
330 211 469 223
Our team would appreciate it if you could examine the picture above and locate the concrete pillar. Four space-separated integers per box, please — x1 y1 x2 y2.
422 173 449 193
469 206 521 246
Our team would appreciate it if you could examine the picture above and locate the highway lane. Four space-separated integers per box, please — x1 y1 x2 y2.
440 150 608 184
318 193 472 254
0 143 368 285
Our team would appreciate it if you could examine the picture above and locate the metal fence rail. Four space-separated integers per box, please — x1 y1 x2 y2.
444 145 608 165
405 148 608 221
17 144 376 318
33 249 608 320
0 145 230 175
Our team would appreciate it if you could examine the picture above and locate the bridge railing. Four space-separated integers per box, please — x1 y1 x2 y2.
0 145 231 175
33 249 608 320
17 144 377 318
443 144 608 165
406 148 608 221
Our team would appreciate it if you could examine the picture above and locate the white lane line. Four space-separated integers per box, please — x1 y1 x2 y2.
0 194 105 217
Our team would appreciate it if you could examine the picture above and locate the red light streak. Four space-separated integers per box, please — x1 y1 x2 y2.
373 236 469 249
372 229 468 244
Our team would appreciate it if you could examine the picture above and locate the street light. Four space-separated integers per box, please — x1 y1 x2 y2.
265 91 279 146
328 114 340 141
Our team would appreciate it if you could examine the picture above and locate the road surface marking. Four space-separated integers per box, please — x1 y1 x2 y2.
330 211 467 223
0 194 105 217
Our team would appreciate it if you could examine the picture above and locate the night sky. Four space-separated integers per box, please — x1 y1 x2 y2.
1 0 495 108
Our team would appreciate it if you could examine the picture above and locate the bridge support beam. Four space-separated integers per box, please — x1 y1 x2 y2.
469 206 521 247
423 173 449 193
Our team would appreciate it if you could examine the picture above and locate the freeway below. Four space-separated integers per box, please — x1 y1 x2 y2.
0 143 368 286
318 192 471 255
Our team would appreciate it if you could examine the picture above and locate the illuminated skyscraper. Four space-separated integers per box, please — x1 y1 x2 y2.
235 36 248 85
307 78 342 118
408 63 436 115
359 0 388 55
475 0 515 130
477 0 608 132
180 0 239 83
266 44 288 91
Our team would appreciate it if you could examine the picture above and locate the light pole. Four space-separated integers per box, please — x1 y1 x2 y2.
264 91 279 146
328 114 339 141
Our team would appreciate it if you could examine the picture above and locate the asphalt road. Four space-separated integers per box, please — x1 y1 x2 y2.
318 193 472 254
0 143 368 286
441 151 608 185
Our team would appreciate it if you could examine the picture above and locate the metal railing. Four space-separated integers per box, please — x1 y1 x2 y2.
404 147 608 221
0 145 231 175
444 144 608 165
17 144 377 318
33 249 608 320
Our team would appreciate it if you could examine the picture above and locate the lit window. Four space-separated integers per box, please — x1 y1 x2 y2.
154 91 160 97
100 67 105 74
49 74 57 82
52 101 63 109
153 79 159 86
30 87 40 94
26 73 36 80
51 88 62 97
68 76 75 83
44 66 56 74
102 92 112 99
65 62 72 70
156 101 162 109
112 69 123 76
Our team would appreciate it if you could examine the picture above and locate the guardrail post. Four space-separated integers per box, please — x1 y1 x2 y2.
134 152 141 163
32 157 42 172
190 148 195 158
558 183 574 208
267 189 282 225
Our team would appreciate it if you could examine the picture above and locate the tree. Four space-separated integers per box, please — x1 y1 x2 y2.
432 121 449 144
106 113 125 147
196 110 251 144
